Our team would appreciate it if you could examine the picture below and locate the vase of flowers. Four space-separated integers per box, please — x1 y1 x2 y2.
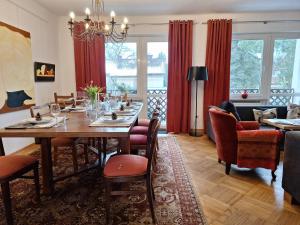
82 81 104 109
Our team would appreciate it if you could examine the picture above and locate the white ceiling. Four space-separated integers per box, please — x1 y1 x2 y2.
34 0 300 16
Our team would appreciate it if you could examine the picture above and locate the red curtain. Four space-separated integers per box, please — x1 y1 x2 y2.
73 22 106 91
203 19 232 130
167 20 193 133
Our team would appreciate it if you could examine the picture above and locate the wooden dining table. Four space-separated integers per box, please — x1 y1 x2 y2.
0 103 143 195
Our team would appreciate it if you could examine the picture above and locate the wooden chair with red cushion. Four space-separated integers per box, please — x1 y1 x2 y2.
30 104 89 172
134 100 161 129
0 143 40 225
103 117 160 224
209 108 281 180
130 108 160 153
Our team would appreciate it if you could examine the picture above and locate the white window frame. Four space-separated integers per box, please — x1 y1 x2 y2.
230 32 300 105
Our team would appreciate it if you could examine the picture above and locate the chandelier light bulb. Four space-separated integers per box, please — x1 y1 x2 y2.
110 11 116 18
69 11 75 20
85 23 90 30
121 24 126 30
85 8 91 15
104 24 110 31
123 17 128 24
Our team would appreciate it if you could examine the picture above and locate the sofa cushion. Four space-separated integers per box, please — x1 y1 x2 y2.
253 108 277 123
236 106 287 121
287 104 300 119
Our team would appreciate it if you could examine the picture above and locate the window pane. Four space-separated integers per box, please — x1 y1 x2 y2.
105 43 137 94
147 42 168 90
270 39 300 105
147 42 168 123
230 39 264 94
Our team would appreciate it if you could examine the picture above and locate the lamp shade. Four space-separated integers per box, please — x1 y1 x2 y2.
187 66 208 81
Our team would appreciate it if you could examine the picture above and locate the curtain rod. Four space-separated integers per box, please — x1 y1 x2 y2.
123 19 300 26
127 22 199 26
201 19 300 25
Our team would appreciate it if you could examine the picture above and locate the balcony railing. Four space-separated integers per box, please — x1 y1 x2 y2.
230 88 295 106
147 89 167 123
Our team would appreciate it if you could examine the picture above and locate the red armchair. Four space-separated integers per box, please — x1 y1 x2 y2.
209 108 281 180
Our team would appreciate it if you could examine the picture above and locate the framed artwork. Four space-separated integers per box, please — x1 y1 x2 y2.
0 21 35 114
34 62 55 82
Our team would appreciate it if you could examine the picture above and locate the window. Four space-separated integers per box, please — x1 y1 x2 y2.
147 42 168 90
230 39 264 94
105 42 137 94
230 34 300 106
147 42 168 123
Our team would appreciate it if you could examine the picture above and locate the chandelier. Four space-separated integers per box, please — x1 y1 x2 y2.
67 0 129 42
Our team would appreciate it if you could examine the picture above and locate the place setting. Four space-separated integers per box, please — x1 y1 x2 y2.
5 103 66 129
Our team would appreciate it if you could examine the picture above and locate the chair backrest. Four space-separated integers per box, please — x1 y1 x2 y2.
146 117 160 172
54 92 74 107
30 103 50 118
209 108 238 164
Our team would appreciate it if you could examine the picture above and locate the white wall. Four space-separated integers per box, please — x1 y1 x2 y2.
57 11 300 131
0 0 59 154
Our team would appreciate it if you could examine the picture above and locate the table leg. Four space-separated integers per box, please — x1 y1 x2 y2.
0 138 5 156
40 138 54 195
119 137 130 154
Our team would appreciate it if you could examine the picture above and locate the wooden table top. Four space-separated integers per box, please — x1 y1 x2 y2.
263 118 300 131
0 104 143 138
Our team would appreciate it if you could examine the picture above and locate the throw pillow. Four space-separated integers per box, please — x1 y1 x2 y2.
287 104 300 119
253 108 277 123
220 101 241 121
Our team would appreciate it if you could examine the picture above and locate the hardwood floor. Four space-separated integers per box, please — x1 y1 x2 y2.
175 134 300 225
13 134 300 224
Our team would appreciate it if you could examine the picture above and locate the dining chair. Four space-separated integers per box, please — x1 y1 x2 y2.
136 100 161 127
30 104 89 172
103 117 160 224
54 92 75 108
130 108 160 165
0 147 40 225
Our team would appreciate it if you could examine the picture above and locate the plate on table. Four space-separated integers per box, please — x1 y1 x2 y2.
99 117 130 123
25 117 53 124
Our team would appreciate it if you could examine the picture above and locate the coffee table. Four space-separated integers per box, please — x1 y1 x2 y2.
263 119 300 131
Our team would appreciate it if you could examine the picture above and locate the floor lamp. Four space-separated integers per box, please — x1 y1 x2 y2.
187 66 208 137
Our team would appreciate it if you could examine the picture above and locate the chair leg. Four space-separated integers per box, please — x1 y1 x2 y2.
83 144 89 165
53 146 58 166
271 170 276 181
71 145 78 172
225 163 231 175
151 178 155 201
146 176 156 224
105 180 111 225
1 182 13 225
33 164 41 203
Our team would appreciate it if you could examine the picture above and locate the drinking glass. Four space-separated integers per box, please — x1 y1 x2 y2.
50 103 61 127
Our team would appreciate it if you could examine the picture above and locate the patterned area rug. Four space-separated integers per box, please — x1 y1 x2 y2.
0 136 207 225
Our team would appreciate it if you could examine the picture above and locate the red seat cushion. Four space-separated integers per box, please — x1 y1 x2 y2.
0 155 38 180
103 155 148 177
51 137 74 147
138 119 150 126
130 134 147 145
131 126 148 135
